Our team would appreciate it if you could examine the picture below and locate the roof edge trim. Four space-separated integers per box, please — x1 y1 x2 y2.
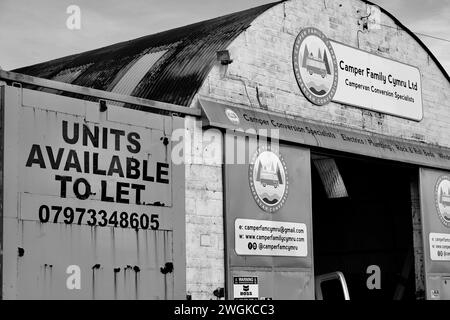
363 0 450 83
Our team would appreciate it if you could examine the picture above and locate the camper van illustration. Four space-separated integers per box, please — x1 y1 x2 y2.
435 176 450 227
439 186 450 207
305 53 328 78
249 148 288 213
302 46 332 79
293 27 338 106
256 160 284 188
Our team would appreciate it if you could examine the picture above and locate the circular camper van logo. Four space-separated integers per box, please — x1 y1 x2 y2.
249 146 288 213
435 176 450 227
293 27 338 106
225 108 240 125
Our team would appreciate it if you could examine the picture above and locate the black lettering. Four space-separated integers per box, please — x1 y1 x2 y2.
116 182 129 204
100 180 114 202
73 178 91 200
110 128 125 151
102 127 108 149
62 121 79 144
107 155 124 177
156 162 169 184
25 144 46 168
82 124 99 148
127 132 141 154
142 160 154 182
84 151 90 173
46 146 64 170
64 150 82 172
93 153 106 175
131 184 145 204
55 175 72 198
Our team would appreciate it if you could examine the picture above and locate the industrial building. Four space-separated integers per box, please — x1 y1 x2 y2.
1 0 450 300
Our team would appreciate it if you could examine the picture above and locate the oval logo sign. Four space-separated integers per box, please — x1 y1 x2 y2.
225 108 240 125
249 146 288 213
435 176 450 227
293 27 338 105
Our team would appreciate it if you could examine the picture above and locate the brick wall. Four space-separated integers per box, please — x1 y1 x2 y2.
184 117 224 300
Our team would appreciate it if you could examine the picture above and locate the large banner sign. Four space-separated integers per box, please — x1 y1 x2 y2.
293 27 423 121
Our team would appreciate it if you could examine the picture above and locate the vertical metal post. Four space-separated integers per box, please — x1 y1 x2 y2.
411 170 425 299
222 129 229 300
0 84 4 300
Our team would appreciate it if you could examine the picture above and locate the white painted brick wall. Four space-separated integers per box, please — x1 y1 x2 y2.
184 116 224 300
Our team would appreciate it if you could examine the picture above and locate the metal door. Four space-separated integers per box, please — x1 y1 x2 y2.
224 132 314 300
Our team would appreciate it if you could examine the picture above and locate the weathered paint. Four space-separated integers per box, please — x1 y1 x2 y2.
15 223 174 299
1 84 185 299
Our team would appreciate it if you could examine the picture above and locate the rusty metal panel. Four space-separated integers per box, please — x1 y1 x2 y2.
16 222 173 299
2 85 185 299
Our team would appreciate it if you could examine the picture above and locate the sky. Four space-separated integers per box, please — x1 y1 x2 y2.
0 0 449 75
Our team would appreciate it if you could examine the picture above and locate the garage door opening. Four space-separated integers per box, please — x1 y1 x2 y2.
312 153 418 300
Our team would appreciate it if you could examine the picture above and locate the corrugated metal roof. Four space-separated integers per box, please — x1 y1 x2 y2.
12 2 280 107
52 63 93 84
106 49 167 107
110 50 167 96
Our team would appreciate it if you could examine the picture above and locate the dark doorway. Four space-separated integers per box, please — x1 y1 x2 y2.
312 153 417 300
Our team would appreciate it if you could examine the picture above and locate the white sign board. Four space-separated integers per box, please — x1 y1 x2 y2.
430 233 450 261
235 219 307 257
331 41 423 121
16 94 174 232
233 277 259 300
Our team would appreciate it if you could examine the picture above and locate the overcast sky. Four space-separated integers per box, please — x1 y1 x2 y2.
0 0 449 74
